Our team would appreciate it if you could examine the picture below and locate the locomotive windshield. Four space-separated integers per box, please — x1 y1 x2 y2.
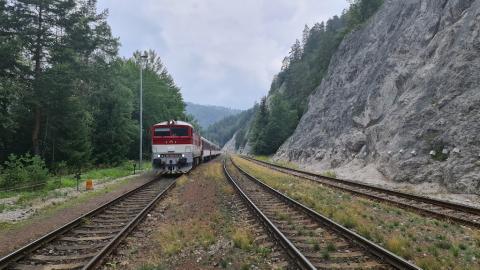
171 127 189 136
154 126 189 137
154 128 170 136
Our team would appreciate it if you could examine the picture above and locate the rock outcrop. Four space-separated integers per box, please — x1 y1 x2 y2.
275 0 480 194
222 133 237 153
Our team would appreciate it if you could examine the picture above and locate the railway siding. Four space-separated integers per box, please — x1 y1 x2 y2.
225 157 420 270
233 156 480 270
242 156 480 228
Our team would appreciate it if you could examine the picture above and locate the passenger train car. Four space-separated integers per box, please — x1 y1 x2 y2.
151 120 221 174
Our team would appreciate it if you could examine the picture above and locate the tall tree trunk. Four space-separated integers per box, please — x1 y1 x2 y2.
32 2 43 156
32 104 41 155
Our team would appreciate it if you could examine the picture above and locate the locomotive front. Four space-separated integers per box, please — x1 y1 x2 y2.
151 120 201 174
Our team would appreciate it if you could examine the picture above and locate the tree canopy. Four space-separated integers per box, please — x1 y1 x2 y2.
0 1 185 170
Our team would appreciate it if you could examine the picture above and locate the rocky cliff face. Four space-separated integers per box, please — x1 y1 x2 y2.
222 133 237 153
275 0 480 194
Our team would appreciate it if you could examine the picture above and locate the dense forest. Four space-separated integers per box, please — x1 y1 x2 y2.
247 0 384 155
0 0 185 176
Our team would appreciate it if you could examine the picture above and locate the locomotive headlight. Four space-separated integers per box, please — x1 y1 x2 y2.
157 154 161 158
182 154 185 158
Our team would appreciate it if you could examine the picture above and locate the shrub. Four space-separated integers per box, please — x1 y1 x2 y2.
386 235 413 259
232 228 253 250
322 170 337 178
0 154 49 190
51 161 68 175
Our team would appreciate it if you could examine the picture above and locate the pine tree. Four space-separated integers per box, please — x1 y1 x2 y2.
302 24 310 46
250 97 270 154
264 95 297 153
1 1 187 168
10 0 74 154
289 39 303 63
89 61 136 165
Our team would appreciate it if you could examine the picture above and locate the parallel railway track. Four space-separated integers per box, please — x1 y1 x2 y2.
240 156 480 228
224 157 420 270
0 176 176 270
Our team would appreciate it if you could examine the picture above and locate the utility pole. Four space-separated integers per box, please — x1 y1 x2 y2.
139 53 148 170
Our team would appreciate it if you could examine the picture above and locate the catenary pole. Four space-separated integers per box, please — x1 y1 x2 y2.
139 60 143 170
139 53 147 170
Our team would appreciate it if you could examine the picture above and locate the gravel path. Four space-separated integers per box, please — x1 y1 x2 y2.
0 172 154 257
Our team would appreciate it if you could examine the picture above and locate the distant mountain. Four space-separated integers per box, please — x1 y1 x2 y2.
203 107 256 147
185 102 242 129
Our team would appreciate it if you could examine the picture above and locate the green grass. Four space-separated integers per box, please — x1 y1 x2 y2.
322 170 337 178
0 160 150 207
232 228 254 251
252 155 300 170
231 156 480 270
0 174 136 231
253 155 272 162
0 203 19 213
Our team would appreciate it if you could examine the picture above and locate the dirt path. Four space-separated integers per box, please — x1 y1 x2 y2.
0 173 154 257
103 159 291 270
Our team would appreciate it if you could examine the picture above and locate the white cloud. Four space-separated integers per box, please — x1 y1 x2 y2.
98 0 349 109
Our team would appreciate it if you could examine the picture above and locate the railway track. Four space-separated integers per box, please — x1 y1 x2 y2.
0 176 176 270
240 156 480 228
224 157 420 270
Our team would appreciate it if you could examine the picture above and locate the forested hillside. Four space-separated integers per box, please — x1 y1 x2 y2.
248 0 384 155
185 102 241 129
0 0 185 173
203 108 255 147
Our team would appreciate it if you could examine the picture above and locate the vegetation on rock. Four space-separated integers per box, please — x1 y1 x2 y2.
248 0 384 155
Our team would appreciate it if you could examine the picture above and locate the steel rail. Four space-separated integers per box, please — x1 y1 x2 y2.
241 155 480 228
0 176 176 270
83 179 176 269
230 157 421 270
223 160 316 270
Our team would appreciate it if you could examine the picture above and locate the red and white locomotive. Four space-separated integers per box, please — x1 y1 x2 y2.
151 120 221 174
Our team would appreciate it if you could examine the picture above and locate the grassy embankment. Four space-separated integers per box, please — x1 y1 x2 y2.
0 161 151 214
233 156 480 270
253 155 300 170
0 171 147 232
253 155 336 178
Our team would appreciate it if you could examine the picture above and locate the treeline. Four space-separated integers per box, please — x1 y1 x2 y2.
0 0 185 174
249 0 384 155
203 108 255 147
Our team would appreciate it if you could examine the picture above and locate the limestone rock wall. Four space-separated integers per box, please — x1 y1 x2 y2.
275 0 480 194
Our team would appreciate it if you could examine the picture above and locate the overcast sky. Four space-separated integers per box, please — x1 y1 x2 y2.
97 0 349 109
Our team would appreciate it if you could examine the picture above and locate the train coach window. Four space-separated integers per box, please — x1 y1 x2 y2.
154 128 170 136
171 127 189 136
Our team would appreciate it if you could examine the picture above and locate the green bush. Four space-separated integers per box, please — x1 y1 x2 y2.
0 154 49 190
51 161 68 175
